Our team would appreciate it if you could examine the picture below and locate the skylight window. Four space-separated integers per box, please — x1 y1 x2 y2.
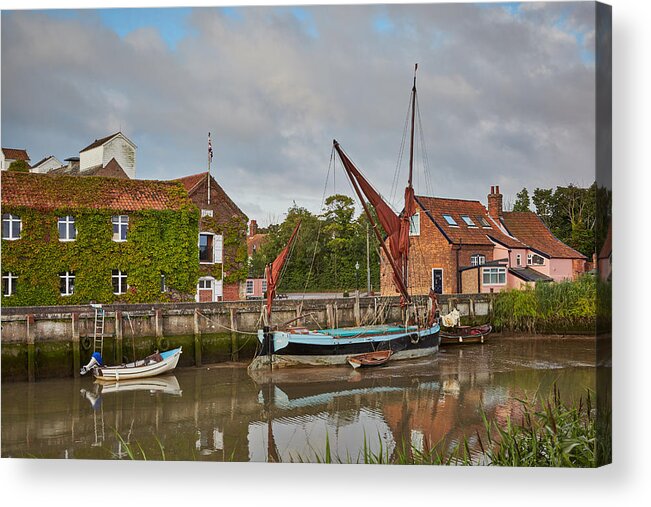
461 215 476 227
477 216 491 228
442 214 458 226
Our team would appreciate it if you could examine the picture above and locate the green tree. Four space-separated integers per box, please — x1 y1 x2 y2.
512 187 531 212
8 160 30 172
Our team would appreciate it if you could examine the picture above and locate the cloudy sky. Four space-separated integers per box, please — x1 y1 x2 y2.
1 1 598 225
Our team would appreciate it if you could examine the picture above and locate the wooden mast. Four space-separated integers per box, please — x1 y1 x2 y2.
404 63 418 287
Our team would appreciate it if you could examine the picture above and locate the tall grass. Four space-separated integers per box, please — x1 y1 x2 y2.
492 275 605 333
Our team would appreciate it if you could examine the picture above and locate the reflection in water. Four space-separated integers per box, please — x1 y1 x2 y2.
1 337 596 462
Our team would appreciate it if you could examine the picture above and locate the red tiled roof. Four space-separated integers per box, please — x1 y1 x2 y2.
79 132 121 153
1 171 194 212
175 172 208 193
2 148 30 161
415 195 525 248
501 211 586 259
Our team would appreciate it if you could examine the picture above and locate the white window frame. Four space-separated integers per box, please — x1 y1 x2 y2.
199 232 223 264
470 254 486 266
2 213 22 240
59 271 75 296
461 215 477 227
2 272 18 297
527 253 545 266
58 216 77 242
112 269 128 295
246 279 254 295
477 216 492 228
161 273 167 293
261 279 267 293
112 215 129 242
482 267 506 285
442 214 458 227
196 276 219 302
516 254 522 266
409 213 420 236
201 209 214 218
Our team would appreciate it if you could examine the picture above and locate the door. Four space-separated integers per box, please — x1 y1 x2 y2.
198 277 214 302
432 269 443 294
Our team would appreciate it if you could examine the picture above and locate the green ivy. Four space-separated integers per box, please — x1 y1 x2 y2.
2 206 200 306
198 214 248 285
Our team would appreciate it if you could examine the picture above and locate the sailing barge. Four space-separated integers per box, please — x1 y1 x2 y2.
249 64 440 371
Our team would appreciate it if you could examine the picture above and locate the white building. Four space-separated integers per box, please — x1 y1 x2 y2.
30 155 63 174
1 148 31 171
79 132 137 178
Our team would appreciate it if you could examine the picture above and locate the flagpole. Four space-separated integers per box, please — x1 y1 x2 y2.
207 132 212 205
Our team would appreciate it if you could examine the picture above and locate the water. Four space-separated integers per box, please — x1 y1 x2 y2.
1 336 596 462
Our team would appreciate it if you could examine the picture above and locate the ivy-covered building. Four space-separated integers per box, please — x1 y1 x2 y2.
1 171 200 306
174 172 248 302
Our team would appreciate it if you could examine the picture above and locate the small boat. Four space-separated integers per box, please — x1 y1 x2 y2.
347 350 393 369
80 347 182 381
440 324 492 345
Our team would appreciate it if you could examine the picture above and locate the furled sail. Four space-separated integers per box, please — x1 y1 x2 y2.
265 220 301 318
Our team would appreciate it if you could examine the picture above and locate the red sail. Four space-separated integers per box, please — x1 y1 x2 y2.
334 142 415 300
266 220 301 318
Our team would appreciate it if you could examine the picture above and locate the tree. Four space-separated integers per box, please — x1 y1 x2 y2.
513 188 531 212
8 160 30 172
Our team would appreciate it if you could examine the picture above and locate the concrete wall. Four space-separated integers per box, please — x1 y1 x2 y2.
1 294 494 381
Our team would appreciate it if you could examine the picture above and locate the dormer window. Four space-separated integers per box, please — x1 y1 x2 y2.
2 213 21 240
527 253 545 266
58 216 77 241
461 215 476 227
442 214 458 226
477 216 491 228
409 213 420 236
112 215 129 242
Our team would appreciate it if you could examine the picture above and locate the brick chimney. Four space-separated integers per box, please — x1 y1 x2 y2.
249 219 258 237
487 185 503 219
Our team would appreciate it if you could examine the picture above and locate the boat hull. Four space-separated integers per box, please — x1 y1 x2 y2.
249 325 439 370
440 325 492 345
93 348 182 381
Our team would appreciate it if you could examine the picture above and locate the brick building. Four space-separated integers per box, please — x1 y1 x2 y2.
380 186 587 296
175 172 248 302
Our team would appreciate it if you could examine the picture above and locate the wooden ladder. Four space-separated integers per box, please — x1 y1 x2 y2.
91 304 105 356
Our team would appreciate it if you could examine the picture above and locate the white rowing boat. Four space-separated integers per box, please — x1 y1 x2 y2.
80 347 182 381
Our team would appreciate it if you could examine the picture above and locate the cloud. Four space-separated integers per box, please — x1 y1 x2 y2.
1 2 598 225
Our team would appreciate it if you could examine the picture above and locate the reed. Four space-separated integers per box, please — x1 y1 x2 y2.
492 275 601 333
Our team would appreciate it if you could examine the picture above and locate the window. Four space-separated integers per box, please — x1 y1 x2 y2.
409 213 420 236
58 216 77 241
59 271 75 296
477 216 491 228
470 254 486 266
262 279 268 293
2 214 21 240
112 215 129 242
160 273 167 293
442 214 458 226
199 233 214 263
2 272 17 296
246 280 254 295
461 215 476 227
482 267 506 285
198 278 213 289
516 254 522 266
527 253 545 266
201 209 213 218
112 270 127 294
199 233 223 264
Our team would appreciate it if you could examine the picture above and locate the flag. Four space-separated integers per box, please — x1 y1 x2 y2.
208 132 213 162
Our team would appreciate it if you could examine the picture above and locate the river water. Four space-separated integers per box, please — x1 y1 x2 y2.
1 336 596 462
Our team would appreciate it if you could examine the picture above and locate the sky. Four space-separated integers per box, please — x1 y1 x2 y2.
1 1 599 226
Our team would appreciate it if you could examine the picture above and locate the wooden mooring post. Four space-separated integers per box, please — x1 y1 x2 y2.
114 311 123 364
26 314 36 382
194 308 202 367
72 313 80 378
230 308 239 361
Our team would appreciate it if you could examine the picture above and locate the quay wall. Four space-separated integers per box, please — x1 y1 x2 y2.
1 294 493 381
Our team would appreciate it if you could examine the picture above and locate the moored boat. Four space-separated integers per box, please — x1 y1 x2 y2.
440 324 492 345
249 64 440 371
80 347 182 381
347 349 393 369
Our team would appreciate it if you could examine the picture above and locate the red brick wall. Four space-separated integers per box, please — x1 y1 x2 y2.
223 283 240 302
